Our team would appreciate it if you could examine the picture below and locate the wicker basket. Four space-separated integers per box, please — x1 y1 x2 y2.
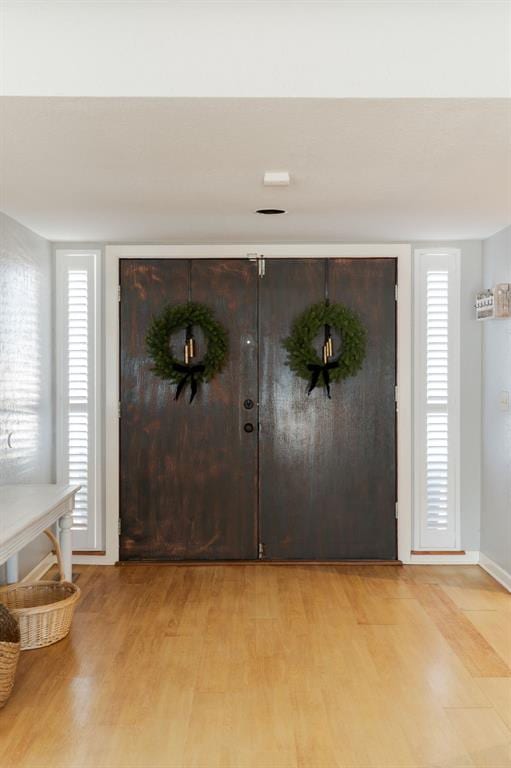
0 530 80 651
0 604 21 708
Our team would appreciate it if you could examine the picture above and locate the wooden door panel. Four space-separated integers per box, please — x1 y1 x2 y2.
328 258 397 559
120 259 258 560
259 258 397 560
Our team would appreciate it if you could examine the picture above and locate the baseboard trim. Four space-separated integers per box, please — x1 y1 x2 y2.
411 550 466 556
73 550 106 556
19 552 57 583
479 553 511 592
73 553 117 565
407 550 479 565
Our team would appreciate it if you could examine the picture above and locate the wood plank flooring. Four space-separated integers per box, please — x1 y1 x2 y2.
1 564 510 768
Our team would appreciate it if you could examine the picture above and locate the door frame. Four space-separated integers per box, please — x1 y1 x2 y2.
92 244 412 565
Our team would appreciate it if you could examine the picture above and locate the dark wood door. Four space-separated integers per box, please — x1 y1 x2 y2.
120 257 397 561
120 259 258 560
259 259 397 560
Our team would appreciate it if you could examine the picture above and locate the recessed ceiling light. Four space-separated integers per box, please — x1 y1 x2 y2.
256 208 287 215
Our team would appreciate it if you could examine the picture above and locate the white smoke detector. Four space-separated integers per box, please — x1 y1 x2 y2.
263 171 290 186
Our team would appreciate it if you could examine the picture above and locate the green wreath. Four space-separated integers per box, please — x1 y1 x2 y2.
283 300 366 397
146 301 228 402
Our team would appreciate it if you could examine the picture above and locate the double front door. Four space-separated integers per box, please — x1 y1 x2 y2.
119 258 397 561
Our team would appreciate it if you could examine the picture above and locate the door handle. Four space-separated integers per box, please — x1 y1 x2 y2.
243 423 255 433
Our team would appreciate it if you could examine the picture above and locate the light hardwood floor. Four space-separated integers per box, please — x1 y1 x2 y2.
1 564 510 768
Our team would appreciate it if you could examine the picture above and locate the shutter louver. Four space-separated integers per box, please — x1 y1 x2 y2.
68 412 88 530
426 271 449 533
67 270 90 532
426 412 449 532
415 250 460 550
57 251 101 551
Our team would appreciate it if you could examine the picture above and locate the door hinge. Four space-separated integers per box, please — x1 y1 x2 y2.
118 518 122 535
117 285 121 302
118 401 121 418
258 542 265 559
395 284 398 302
395 503 399 519
394 385 398 403
248 254 265 277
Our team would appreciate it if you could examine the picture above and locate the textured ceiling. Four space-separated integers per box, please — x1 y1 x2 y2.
1 97 510 242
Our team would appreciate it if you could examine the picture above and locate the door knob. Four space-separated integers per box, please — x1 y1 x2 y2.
243 423 254 433
243 399 254 410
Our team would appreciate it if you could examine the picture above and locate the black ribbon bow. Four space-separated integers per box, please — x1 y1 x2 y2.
172 362 206 403
307 361 339 399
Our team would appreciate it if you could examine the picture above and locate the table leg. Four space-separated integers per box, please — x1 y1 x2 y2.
58 503 73 581
6 553 19 584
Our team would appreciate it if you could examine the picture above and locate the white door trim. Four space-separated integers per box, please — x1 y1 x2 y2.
78 243 412 566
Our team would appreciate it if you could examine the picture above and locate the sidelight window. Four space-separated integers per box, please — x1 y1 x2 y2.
56 250 102 550
414 249 460 550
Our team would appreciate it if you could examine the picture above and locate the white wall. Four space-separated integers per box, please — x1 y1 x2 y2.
481 226 511 576
413 241 482 551
1 1 509 98
0 212 54 577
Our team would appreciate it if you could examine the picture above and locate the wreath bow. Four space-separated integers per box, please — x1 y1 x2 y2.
306 361 339 399
172 362 206 403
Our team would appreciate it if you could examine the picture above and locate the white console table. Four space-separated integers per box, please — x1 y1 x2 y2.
0 484 80 583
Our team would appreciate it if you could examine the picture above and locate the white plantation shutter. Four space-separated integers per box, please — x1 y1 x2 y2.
415 250 460 549
56 251 102 550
